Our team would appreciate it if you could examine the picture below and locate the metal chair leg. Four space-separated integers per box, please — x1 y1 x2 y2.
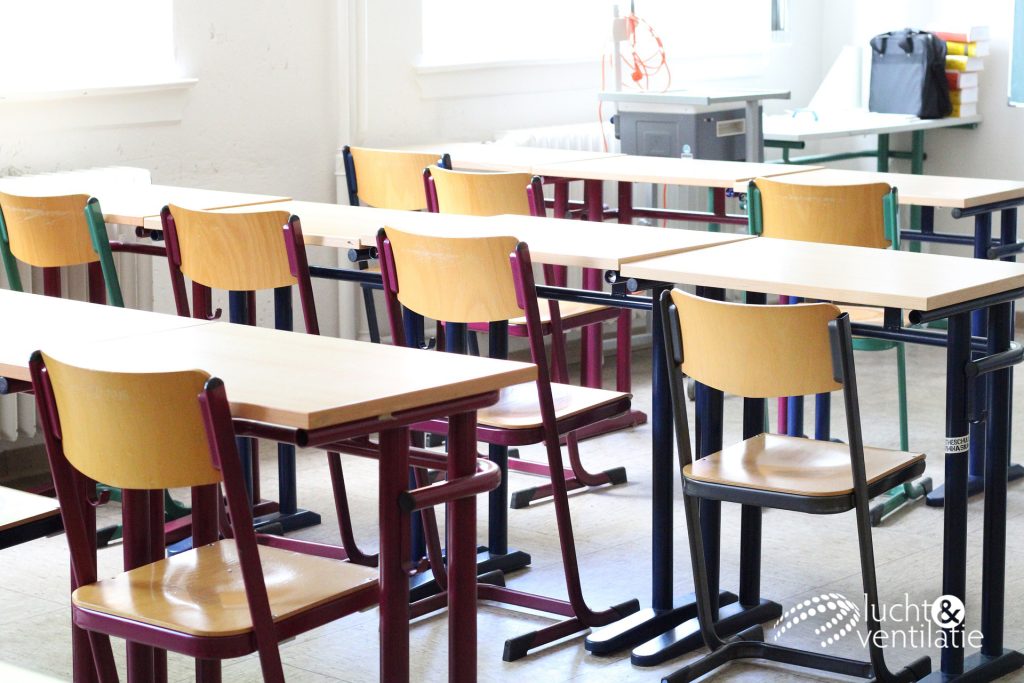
509 431 627 508
326 451 378 566
361 284 380 344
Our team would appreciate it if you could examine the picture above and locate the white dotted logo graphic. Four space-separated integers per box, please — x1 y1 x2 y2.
771 593 861 648
931 595 966 629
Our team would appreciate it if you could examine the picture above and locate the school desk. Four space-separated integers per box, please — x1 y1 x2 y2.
0 176 290 226
397 142 625 173
732 168 1024 502
0 289 535 683
528 154 821 229
0 484 61 550
608 238 1024 682
155 205 752 589
763 111 982 171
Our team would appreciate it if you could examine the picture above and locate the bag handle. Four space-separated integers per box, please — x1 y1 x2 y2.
870 28 919 55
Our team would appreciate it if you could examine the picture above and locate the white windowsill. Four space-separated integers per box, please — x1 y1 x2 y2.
0 77 197 102
414 57 599 100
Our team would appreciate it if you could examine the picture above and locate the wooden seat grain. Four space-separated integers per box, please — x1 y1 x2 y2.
684 433 925 497
73 540 378 637
478 382 630 430
509 300 609 326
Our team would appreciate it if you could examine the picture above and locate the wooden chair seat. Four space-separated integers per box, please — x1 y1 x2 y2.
478 381 630 430
510 300 615 327
684 433 924 498
839 304 912 327
73 541 377 637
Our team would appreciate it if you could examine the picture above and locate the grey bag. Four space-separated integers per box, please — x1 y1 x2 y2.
869 29 952 118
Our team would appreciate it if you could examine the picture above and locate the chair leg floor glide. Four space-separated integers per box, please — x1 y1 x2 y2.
661 624 931 683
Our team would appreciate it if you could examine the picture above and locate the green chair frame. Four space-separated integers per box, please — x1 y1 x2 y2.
0 196 190 543
747 181 928 524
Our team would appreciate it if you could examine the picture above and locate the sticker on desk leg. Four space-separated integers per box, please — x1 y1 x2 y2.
945 435 969 454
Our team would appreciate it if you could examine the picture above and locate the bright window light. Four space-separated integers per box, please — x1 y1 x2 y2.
0 0 178 92
420 1 770 67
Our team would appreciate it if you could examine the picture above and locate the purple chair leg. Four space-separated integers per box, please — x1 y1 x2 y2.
379 427 411 683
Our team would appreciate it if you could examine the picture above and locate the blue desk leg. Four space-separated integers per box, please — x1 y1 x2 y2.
922 306 1024 681
229 290 255 505
928 210 1024 505
999 209 1024 488
231 288 321 533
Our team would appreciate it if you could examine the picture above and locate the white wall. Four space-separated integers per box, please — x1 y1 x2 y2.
0 0 348 332
351 0 826 147
821 1 1021 176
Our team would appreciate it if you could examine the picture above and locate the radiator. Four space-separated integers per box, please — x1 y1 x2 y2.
0 166 153 443
495 120 719 215
494 121 620 154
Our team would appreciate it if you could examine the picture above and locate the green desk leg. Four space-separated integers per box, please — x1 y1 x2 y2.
876 133 890 172
908 130 924 252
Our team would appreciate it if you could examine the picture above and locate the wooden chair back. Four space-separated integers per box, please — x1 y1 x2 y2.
378 226 524 324
346 146 443 210
0 192 97 267
36 352 221 490
427 166 536 217
668 289 842 399
165 205 297 292
751 177 892 249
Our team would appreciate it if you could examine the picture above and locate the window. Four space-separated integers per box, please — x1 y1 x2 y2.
420 1 771 69
0 1 178 93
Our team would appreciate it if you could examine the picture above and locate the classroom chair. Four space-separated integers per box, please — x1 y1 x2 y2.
747 176 931 524
341 146 449 343
28 351 378 683
660 290 931 683
424 165 630 507
0 191 122 307
377 226 639 660
161 205 376 565
0 191 190 545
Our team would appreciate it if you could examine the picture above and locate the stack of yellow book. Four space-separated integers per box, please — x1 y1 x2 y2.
935 26 988 117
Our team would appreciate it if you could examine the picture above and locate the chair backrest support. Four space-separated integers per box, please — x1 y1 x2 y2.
378 226 524 324
425 166 538 217
36 352 221 490
345 146 447 210
748 177 894 249
164 204 297 292
667 289 841 399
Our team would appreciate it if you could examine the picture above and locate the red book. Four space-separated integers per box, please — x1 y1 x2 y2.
946 71 979 89
933 27 990 43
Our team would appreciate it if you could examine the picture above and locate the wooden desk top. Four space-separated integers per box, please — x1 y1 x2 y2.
398 142 626 173
620 237 1024 311
733 168 1024 210
152 201 486 251
763 111 982 143
0 486 60 533
42 322 536 431
145 202 752 270
0 289 211 383
483 215 753 270
532 154 821 188
101 184 291 225
0 176 289 225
